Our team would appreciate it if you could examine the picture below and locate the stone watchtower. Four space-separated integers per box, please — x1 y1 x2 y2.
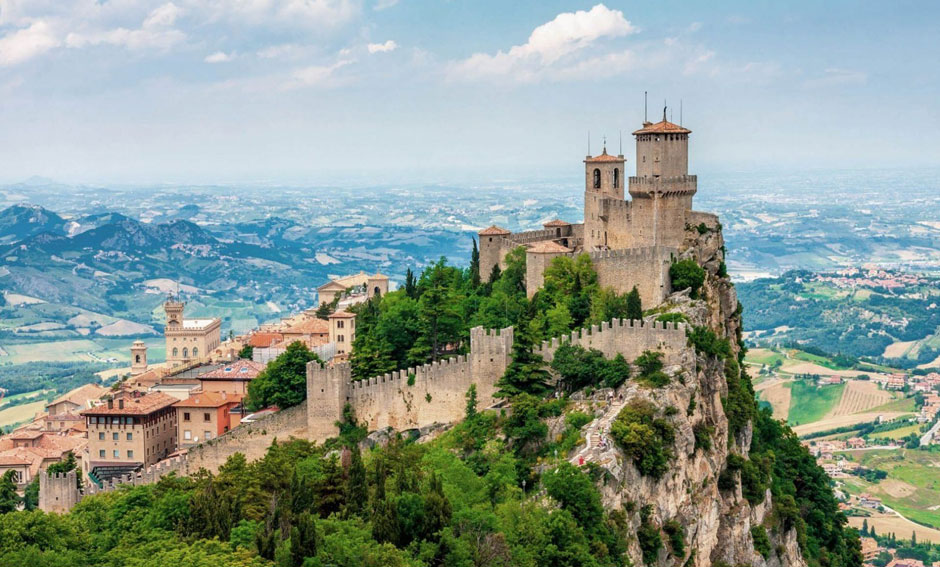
131 340 148 375
164 298 184 330
628 110 696 248
583 145 625 250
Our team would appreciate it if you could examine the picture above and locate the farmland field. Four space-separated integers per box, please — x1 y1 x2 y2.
0 399 46 428
830 380 895 417
788 380 845 426
841 449 940 530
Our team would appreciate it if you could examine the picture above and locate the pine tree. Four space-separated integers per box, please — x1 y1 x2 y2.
469 237 481 288
626 285 643 320
345 445 368 518
423 472 452 540
315 455 346 517
465 383 478 420
861 518 869 536
290 512 319 567
497 299 551 397
488 263 501 285
0 470 18 514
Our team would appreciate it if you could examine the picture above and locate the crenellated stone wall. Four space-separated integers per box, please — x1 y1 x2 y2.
307 326 513 440
534 318 692 367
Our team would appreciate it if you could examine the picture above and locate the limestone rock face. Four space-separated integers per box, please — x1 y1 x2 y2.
581 223 807 567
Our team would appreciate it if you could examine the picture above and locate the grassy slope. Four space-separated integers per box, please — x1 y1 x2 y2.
787 380 845 426
842 449 940 530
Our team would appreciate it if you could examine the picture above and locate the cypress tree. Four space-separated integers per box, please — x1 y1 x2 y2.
405 268 417 299
469 237 481 288
290 512 318 567
626 285 643 320
345 445 368 518
497 298 551 397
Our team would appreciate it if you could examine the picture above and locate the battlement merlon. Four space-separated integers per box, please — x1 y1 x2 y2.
628 175 697 198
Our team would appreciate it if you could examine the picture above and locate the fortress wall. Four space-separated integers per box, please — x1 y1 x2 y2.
508 228 557 244
588 246 676 308
687 211 719 230
307 326 513 441
39 471 80 513
535 318 691 367
601 198 634 249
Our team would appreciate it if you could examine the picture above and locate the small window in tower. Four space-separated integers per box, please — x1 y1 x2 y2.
593 169 601 189
613 168 620 188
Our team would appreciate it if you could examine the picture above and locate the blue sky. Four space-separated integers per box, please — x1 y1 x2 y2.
0 0 937 184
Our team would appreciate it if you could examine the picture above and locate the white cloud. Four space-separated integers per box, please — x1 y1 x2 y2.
66 3 186 51
0 21 60 66
373 0 398 10
367 39 397 53
448 3 635 81
205 50 233 63
286 58 354 88
197 0 360 28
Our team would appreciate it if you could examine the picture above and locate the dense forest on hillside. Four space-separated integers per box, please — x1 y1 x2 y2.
1 246 861 567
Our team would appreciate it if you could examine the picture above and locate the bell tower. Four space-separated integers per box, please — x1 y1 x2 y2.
583 141 625 250
131 340 148 375
164 296 184 329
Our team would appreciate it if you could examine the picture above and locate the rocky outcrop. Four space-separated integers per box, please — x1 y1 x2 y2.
575 221 807 567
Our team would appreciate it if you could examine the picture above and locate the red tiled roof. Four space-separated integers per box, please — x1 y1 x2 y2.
10 430 43 440
328 311 357 319
199 359 265 380
527 241 571 254
585 149 624 163
173 392 242 409
80 392 177 416
543 219 570 227
46 383 108 410
249 332 283 348
632 119 691 135
284 318 329 335
478 225 511 236
0 455 31 466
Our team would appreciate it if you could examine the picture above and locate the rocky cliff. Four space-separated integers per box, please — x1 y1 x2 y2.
574 215 830 567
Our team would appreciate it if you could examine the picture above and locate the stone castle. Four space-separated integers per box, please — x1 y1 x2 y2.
41 112 719 512
479 111 707 308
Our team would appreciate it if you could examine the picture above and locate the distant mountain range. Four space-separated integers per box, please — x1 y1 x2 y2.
0 204 469 341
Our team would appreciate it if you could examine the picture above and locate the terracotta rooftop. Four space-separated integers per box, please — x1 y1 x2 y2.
249 332 283 348
199 359 265 380
527 240 572 254
632 119 691 135
317 280 347 291
46 383 108 411
10 430 44 440
543 219 570 227
174 392 242 408
284 317 329 335
81 392 178 416
585 148 624 162
478 225 511 236
370 272 389 280
0 454 32 466
328 310 357 319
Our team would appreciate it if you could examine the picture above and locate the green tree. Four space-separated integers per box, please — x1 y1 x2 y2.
464 383 478 420
626 285 643 320
290 511 319 567
405 267 418 299
669 259 706 298
246 341 321 410
469 237 481 288
345 445 368 518
237 344 254 360
0 470 18 514
496 302 551 397
611 399 676 478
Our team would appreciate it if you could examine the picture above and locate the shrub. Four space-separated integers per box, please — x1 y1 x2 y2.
669 259 706 298
635 350 670 387
663 519 686 557
693 423 713 452
638 505 663 565
656 312 689 324
611 399 675 478
551 344 630 392
751 525 771 559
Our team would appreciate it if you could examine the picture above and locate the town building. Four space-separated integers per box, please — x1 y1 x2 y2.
45 383 109 419
328 310 357 356
197 359 265 396
164 296 222 366
81 392 178 480
174 392 242 449
317 271 389 306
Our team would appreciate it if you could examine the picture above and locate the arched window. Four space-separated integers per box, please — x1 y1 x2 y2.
172 347 178 357
373 287 381 297
192 347 198 358
135 354 140 363
182 347 189 358
613 168 620 188
593 168 601 189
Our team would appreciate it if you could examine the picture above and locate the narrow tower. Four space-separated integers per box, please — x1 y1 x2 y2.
628 109 696 248
583 142 626 250
131 340 148 375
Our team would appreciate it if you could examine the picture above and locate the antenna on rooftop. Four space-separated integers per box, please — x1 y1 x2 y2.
680 99 683 127
663 100 667 122
644 91 648 122
602 135 607 153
